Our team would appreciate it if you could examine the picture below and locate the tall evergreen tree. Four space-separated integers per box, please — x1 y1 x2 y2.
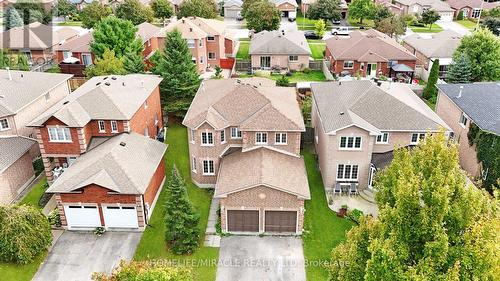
7 8 23 29
446 53 472 84
151 29 200 117
90 16 143 59
164 167 200 255
423 58 439 100
123 51 145 73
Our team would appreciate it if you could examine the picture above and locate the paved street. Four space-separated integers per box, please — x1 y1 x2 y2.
33 232 142 281
216 236 306 281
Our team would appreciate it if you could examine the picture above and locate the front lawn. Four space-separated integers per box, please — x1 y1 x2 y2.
297 12 333 31
308 42 326 59
347 17 375 28
0 252 47 281
236 41 250 60
20 178 47 208
57 21 82 26
134 122 218 281
409 23 443 33
302 147 354 280
456 19 477 29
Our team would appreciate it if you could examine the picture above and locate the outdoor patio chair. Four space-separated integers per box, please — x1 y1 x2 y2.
334 182 342 196
349 182 359 196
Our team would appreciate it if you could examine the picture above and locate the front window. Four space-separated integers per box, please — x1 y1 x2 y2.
275 133 287 144
98 120 105 132
260 56 271 68
111 121 118 133
410 133 425 144
289 55 298 62
472 8 481 18
207 36 215 41
82 53 92 66
459 113 468 127
220 129 226 143
343 61 354 69
255 132 268 144
208 52 216 60
337 164 359 180
231 127 242 139
339 136 362 150
376 132 389 144
0 118 9 130
203 160 215 175
187 39 195 48
201 131 214 145
48 127 72 142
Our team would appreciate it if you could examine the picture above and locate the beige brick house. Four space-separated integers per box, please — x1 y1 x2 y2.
182 78 310 234
435 83 500 179
311 80 450 192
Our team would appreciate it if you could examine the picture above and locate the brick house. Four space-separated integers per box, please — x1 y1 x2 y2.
27 74 163 184
435 83 500 179
447 0 500 19
403 30 462 81
0 70 72 204
165 17 235 73
273 0 298 19
325 29 417 83
311 80 450 192
45 132 167 230
182 78 310 234
393 0 455 21
249 29 311 71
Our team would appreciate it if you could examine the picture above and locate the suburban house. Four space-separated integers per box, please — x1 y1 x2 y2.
311 80 450 192
403 30 462 81
165 17 235 73
70 0 98 11
55 22 164 76
375 0 404 15
182 78 310 234
224 0 243 18
325 29 417 82
435 83 500 178
447 0 500 19
0 22 79 66
45 132 167 230
0 70 72 204
27 74 164 184
393 0 455 21
249 29 311 71
301 0 349 19
272 0 298 19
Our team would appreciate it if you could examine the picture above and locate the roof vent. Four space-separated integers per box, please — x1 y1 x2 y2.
103 76 108 80
281 30 285 36
119 142 126 147
339 81 342 85
236 79 241 84
111 76 117 80
253 85 258 88
182 19 185 23
189 27 193 32
0 95 5 99
105 82 111 86
340 111 344 115
122 82 126 86
63 101 69 105
20 73 23 78
96 82 101 86
457 85 464 98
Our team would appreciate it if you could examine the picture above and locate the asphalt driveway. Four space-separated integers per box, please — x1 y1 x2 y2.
33 231 142 281
216 236 306 281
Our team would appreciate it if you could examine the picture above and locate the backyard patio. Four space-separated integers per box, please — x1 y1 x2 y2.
326 185 378 217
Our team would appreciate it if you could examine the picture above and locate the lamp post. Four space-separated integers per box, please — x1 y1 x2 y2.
476 0 485 30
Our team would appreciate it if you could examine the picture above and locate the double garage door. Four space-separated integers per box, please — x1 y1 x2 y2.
226 210 297 233
64 205 138 229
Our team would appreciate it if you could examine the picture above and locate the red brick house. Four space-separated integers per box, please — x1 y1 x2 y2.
325 29 417 83
28 74 163 184
45 132 167 230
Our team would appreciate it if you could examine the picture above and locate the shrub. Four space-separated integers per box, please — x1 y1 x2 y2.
32 157 44 176
92 260 193 281
276 75 290 87
302 67 311 74
456 11 464 21
346 209 364 225
48 209 62 227
94 227 105 236
0 205 52 264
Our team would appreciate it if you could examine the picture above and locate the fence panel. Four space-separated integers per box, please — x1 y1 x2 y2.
235 60 251 72
308 60 322 70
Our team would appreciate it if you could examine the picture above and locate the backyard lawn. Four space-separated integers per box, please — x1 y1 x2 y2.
239 70 326 82
236 41 250 60
134 122 219 281
20 177 47 208
302 147 354 280
309 42 326 59
456 19 477 29
409 23 443 33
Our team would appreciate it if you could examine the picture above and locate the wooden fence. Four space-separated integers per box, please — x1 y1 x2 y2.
68 77 87 91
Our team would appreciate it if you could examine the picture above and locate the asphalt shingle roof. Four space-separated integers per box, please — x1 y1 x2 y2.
250 29 311 55
403 30 462 58
0 136 36 173
437 83 500 135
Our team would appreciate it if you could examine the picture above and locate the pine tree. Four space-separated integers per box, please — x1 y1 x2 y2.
123 51 145 73
7 8 23 29
152 29 201 117
423 58 439 100
164 167 200 255
446 53 472 84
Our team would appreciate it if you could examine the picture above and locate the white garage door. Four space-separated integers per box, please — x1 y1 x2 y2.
439 12 453 22
64 205 101 228
225 7 240 18
103 206 139 228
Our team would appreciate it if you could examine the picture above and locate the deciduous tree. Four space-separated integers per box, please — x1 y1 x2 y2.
116 0 154 25
81 2 112 29
421 9 440 30
307 0 341 21
446 52 472 83
348 0 374 24
482 17 500 36
164 167 200 255
375 15 406 38
85 49 127 78
90 16 143 59
177 0 218 19
245 0 280 32
56 0 77 19
315 18 326 37
151 0 174 22
330 133 500 281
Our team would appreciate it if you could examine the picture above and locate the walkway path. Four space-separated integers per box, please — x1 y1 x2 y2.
204 197 221 247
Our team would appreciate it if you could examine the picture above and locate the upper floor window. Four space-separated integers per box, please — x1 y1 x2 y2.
410 133 425 145
208 52 216 60
339 136 362 150
231 127 242 139
472 8 481 18
275 133 287 144
111 121 118 133
376 132 389 144
203 160 215 175
199 39 203 47
48 127 71 142
343 61 354 69
289 55 298 62
192 156 197 173
337 164 359 180
0 118 9 131
187 39 195 48
255 132 268 144
220 129 226 143
207 36 215 41
98 120 106 133
459 113 468 127
190 129 196 143
201 131 214 145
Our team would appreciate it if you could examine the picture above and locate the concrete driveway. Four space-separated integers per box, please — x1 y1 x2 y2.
33 231 142 281
436 21 471 36
216 236 306 281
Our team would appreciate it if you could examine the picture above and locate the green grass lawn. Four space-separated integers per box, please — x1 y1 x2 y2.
296 12 333 31
57 21 82 26
409 23 443 33
134 122 219 281
347 17 375 28
309 42 326 59
240 70 326 82
20 178 47 208
0 252 48 281
302 148 354 280
236 41 250 60
455 19 477 29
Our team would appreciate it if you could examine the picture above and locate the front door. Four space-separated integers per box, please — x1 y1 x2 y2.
368 164 376 190
366 63 377 78
260 56 271 69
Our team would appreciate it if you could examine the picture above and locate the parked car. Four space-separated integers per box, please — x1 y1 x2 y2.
304 30 320 39
331 26 350 36
288 12 297 22
331 18 341 25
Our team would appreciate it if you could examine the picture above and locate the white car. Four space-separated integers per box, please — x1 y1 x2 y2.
331 26 350 36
